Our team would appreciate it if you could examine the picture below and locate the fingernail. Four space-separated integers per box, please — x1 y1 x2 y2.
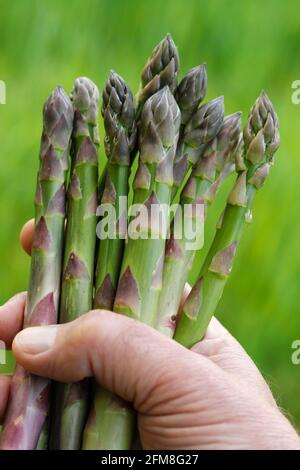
15 325 58 355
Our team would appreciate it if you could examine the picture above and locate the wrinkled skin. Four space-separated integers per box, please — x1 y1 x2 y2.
0 220 299 450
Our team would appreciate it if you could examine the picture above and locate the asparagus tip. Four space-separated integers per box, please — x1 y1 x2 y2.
71 77 100 113
102 70 136 157
176 63 208 124
244 90 280 164
138 33 180 106
216 111 242 161
45 85 72 110
139 85 181 164
164 32 177 53
42 86 74 153
183 95 224 150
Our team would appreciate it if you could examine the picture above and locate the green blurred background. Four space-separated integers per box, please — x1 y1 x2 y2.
0 0 300 429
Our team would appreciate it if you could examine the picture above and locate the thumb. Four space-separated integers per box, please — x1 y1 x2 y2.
12 310 207 411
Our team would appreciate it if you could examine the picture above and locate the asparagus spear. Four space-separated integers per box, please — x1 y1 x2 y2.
0 87 73 450
174 91 280 348
49 78 99 450
94 71 136 311
156 111 243 338
115 86 181 326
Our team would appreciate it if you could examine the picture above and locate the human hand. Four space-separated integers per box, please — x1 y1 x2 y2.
2 220 300 450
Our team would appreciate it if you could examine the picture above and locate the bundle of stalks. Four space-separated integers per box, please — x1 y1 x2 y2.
0 34 280 451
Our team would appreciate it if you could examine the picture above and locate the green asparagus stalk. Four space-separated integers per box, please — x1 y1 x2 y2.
82 73 136 451
172 64 207 199
156 111 242 338
174 91 280 348
0 87 73 450
98 34 179 196
82 389 135 450
49 78 99 450
94 71 136 311
115 86 181 325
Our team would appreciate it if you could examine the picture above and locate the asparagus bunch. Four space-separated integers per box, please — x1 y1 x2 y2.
84 49 206 452
156 110 243 338
175 91 280 347
0 32 282 451
83 68 209 450
0 87 73 450
82 73 136 450
49 78 99 450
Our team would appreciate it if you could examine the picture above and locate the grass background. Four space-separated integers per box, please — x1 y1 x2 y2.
0 0 300 429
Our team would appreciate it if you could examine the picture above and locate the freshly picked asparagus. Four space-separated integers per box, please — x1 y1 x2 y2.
0 33 281 452
83 55 183 448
